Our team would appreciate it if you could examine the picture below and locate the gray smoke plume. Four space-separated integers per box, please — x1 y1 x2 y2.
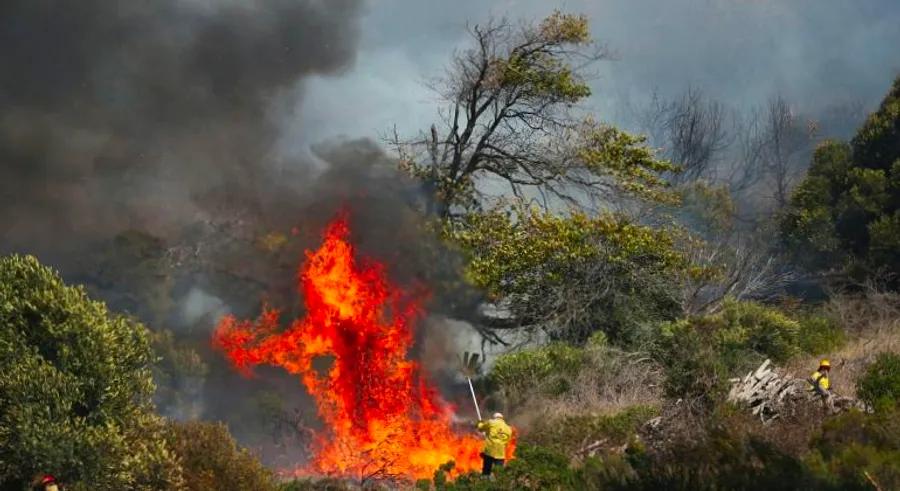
0 0 363 261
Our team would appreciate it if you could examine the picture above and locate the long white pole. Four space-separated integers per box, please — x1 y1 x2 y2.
467 376 482 421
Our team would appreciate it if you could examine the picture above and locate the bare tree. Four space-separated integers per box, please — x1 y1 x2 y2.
680 231 797 316
725 107 768 196
717 95 816 217
761 96 814 208
719 96 814 212
390 12 675 218
638 87 733 184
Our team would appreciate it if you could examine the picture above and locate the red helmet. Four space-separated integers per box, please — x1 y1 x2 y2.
40 475 57 485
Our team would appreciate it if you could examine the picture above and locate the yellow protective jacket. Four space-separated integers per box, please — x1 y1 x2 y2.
809 370 830 393
477 418 512 459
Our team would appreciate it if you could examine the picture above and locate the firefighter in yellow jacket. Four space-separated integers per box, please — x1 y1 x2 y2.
809 359 831 396
808 359 835 412
477 412 512 477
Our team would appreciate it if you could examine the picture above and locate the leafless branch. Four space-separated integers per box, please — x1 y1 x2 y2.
637 87 733 185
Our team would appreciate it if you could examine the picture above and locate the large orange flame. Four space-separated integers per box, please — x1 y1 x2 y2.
213 215 496 481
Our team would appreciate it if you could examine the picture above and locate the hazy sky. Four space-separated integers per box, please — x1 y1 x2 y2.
289 0 900 152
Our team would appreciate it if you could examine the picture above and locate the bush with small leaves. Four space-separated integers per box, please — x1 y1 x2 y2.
856 352 900 411
524 405 659 455
165 420 277 491
655 300 806 407
655 318 730 406
437 445 580 491
808 408 900 490
490 343 583 404
797 314 846 355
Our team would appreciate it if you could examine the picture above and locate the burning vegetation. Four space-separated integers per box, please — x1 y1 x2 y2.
213 215 493 482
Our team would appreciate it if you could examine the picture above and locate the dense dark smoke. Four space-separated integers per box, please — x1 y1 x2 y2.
0 0 362 259
0 0 461 463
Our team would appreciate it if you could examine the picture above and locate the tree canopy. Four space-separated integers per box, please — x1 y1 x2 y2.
446 205 688 344
781 77 900 286
393 11 677 217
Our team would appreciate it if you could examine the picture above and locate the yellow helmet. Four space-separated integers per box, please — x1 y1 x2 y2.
819 359 831 368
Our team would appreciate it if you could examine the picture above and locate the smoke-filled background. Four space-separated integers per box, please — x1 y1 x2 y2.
2 0 899 465
1 0 363 255
298 0 900 143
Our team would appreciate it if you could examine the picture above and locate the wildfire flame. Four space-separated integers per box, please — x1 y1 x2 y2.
213 215 502 481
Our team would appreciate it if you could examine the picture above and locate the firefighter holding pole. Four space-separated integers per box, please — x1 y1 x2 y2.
460 352 514 477
477 412 512 477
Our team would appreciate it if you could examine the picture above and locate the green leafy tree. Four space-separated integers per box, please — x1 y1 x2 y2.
392 11 677 217
852 78 900 174
0 255 183 490
447 205 688 344
781 77 900 286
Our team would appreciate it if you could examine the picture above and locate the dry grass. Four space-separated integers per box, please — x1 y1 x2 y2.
504 293 899 450
786 292 900 399
510 346 663 430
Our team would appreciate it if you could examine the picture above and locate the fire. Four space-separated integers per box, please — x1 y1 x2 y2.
213 215 499 481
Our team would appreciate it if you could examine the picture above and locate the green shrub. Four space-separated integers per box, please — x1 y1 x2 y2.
655 318 732 404
856 352 900 411
165 420 276 491
797 315 846 355
716 299 801 363
524 406 659 455
587 330 609 348
655 300 808 405
627 430 826 491
436 435 831 491
0 255 183 490
438 444 580 490
579 454 638 490
490 343 583 401
808 408 900 490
